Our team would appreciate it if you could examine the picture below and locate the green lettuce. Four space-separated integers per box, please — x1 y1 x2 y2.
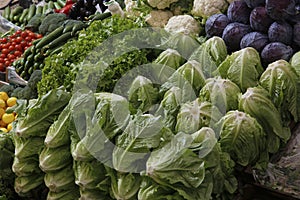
216 47 264 92
79 189 112 200
15 87 71 138
175 99 222 134
189 36 228 78
113 113 164 172
12 157 42 177
39 146 72 172
44 165 77 193
153 48 185 70
74 160 106 190
128 76 159 114
239 87 291 153
47 189 80 200
216 111 267 167
161 60 206 95
14 174 44 195
259 59 300 124
290 51 300 76
13 135 44 159
199 77 241 114
190 127 217 157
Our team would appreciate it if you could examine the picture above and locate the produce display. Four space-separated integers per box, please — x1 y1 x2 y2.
0 0 300 199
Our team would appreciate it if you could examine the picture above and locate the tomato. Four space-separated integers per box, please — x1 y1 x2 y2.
21 31 28 38
0 63 4 71
7 54 15 60
8 45 14 52
0 54 6 59
36 34 43 39
11 42 17 46
1 49 9 55
16 30 22 35
28 32 36 39
4 60 11 67
20 40 27 48
0 38 7 43
2 43 9 49
16 36 23 44
25 36 32 42
14 51 22 58
0 58 4 63
15 44 23 51
28 42 33 46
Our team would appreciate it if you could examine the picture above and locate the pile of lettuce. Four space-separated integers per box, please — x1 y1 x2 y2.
7 34 300 199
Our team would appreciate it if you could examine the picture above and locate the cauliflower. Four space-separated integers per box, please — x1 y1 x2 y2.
145 10 173 28
191 0 229 19
147 0 179 9
165 15 201 36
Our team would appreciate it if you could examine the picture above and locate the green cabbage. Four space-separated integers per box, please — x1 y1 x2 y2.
216 111 267 167
189 36 228 78
239 87 291 153
216 47 264 92
39 146 72 172
175 99 222 134
44 165 76 192
199 77 241 114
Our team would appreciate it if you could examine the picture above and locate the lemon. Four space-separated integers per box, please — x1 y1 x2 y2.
7 123 12 132
0 99 6 109
6 97 17 107
0 108 5 118
0 92 9 102
0 127 8 133
2 113 15 124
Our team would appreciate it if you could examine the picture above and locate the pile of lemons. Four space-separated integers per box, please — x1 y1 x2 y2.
0 91 17 133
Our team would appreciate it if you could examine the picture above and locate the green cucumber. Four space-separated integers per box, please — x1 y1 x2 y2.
3 6 11 19
53 2 61 10
90 12 112 22
11 6 24 20
71 23 88 36
35 26 64 50
46 32 72 49
62 25 74 34
48 1 55 9
42 4 49 14
36 6 43 15
57 0 66 8
26 4 36 22
19 8 29 24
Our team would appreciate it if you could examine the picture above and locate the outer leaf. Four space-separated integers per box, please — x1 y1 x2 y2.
239 87 290 153
175 99 222 134
113 113 163 172
153 48 185 70
47 189 80 200
13 135 44 159
259 59 300 124
290 51 300 76
12 157 42 177
190 36 228 78
216 110 267 166
146 132 205 188
15 87 71 138
216 47 264 92
14 174 44 195
79 189 112 200
199 77 241 114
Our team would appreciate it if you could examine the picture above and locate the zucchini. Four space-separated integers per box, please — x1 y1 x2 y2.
46 32 72 49
71 23 88 36
11 6 24 19
3 6 11 19
35 26 64 50
26 4 36 22
19 8 29 24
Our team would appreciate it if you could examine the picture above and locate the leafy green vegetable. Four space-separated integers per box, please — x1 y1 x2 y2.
239 87 291 153
44 165 77 193
175 99 222 134
153 48 185 72
199 77 241 114
38 13 68 35
0 133 14 169
128 76 159 114
113 113 164 172
13 135 44 159
216 110 267 167
39 146 72 173
74 160 106 190
14 174 44 196
15 87 71 138
290 51 300 76
12 157 42 177
190 127 217 157
47 189 80 200
79 189 112 200
189 36 227 78
216 47 264 92
259 59 300 125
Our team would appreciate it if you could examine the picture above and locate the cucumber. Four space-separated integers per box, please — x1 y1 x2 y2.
34 53 44 62
36 6 43 15
62 24 74 34
46 32 72 49
19 8 29 24
53 2 61 10
13 14 21 23
90 12 112 22
57 0 66 8
42 4 49 14
35 26 64 50
11 6 24 19
26 4 36 22
23 46 34 60
48 1 55 9
3 6 11 19
71 23 88 36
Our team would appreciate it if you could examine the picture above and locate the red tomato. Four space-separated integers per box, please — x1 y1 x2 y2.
0 54 6 59
0 38 7 43
20 40 27 48
36 34 43 39
11 42 17 46
0 63 4 71
21 31 28 38
28 42 33 46
14 51 22 57
1 49 9 55
25 36 32 42
15 30 22 35
28 32 36 39
7 54 15 60
2 43 9 49
8 45 14 52
0 58 4 63
4 60 11 67
16 36 23 43
15 44 23 51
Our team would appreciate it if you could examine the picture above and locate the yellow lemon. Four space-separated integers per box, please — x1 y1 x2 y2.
0 92 9 102
2 113 15 124
0 99 6 109
0 127 8 133
0 108 5 119
6 97 17 107
7 123 12 132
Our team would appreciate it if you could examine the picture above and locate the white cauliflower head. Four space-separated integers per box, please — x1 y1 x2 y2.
145 10 173 28
147 0 179 9
165 15 201 36
191 0 229 19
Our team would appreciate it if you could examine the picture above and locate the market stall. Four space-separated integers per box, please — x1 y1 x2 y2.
0 0 300 199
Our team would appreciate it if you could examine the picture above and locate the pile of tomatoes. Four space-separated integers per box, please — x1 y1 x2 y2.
0 29 42 72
